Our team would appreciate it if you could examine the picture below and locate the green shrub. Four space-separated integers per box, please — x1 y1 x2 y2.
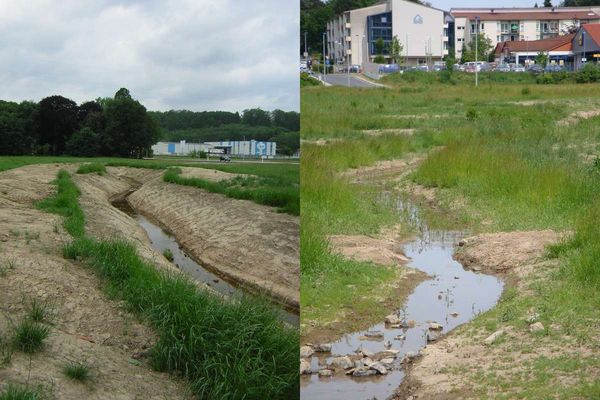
162 248 174 262
576 63 600 83
300 72 321 87
37 170 85 238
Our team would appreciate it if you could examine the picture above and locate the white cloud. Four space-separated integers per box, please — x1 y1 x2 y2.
0 0 299 111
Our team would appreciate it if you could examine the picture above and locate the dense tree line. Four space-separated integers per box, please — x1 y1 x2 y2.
301 0 423 56
0 88 158 157
153 108 300 156
560 0 600 5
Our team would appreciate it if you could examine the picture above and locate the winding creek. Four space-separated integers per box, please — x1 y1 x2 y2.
111 189 299 326
300 196 504 400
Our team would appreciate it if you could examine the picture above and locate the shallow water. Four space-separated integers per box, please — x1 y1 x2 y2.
300 199 503 400
111 194 299 326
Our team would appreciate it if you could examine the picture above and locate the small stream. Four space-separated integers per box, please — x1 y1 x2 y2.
111 191 299 326
300 197 503 400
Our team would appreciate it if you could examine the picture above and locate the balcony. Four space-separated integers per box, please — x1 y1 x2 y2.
346 36 351 42
345 22 351 28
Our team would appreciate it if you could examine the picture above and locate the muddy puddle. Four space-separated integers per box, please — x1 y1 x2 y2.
300 197 503 400
111 190 299 326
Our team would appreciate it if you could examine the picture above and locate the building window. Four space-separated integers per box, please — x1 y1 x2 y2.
367 11 392 56
501 22 509 33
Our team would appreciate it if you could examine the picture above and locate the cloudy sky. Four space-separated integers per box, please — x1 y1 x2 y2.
0 0 299 112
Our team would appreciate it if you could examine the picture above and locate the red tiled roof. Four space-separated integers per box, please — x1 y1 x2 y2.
453 11 600 21
583 23 600 47
494 33 575 54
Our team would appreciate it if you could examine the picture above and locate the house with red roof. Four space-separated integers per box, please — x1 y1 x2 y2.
494 33 575 69
572 24 600 69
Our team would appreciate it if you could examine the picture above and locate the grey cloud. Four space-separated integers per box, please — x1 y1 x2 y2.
0 0 299 112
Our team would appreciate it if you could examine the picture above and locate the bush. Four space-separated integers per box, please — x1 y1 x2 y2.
576 63 600 83
162 248 174 261
0 384 43 400
65 127 103 157
300 72 321 87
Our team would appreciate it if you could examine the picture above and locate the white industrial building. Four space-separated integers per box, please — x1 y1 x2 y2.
326 0 452 67
152 140 276 158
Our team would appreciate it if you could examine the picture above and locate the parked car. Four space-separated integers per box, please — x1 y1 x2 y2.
219 155 231 162
545 64 565 73
432 63 446 72
528 64 544 74
511 64 526 72
497 64 511 72
417 65 429 72
350 65 361 73
379 64 400 74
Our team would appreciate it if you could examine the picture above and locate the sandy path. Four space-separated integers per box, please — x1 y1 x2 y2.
0 164 189 399
113 167 300 311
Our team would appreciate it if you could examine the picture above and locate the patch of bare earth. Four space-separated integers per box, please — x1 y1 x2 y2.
178 166 250 181
329 234 409 266
361 129 415 136
556 109 600 126
111 167 300 311
0 165 189 399
393 229 599 400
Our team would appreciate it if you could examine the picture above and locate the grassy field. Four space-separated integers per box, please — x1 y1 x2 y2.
39 170 299 399
301 78 600 396
0 156 299 214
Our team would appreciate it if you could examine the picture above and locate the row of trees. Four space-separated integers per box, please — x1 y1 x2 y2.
148 108 299 132
0 88 158 157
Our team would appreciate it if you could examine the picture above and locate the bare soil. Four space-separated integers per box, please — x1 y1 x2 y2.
329 234 409 266
556 109 600 126
0 164 189 399
179 166 249 182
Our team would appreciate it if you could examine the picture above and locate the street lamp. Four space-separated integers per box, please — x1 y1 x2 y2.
475 16 480 87
322 32 327 79
304 31 308 59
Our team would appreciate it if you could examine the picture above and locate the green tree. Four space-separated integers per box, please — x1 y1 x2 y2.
65 127 103 157
544 0 552 6
36 95 80 155
390 36 403 64
114 87 132 100
460 34 493 63
242 108 272 126
270 131 300 156
102 89 159 158
0 101 39 155
271 110 300 131
561 0 600 5
535 51 549 67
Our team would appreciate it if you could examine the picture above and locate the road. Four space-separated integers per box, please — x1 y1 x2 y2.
322 73 383 88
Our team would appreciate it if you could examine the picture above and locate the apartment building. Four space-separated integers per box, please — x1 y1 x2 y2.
325 0 452 67
451 7 600 60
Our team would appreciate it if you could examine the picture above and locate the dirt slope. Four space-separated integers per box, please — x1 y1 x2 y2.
0 165 189 399
113 167 300 310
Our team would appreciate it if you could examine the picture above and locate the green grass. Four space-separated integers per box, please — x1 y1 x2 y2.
76 162 106 175
37 170 85 238
42 170 298 399
63 361 90 381
301 80 600 396
0 384 43 400
163 167 299 215
12 320 49 354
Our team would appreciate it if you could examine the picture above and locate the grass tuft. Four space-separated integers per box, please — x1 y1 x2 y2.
76 163 106 175
27 300 50 323
63 361 90 381
12 320 49 354
0 384 43 400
